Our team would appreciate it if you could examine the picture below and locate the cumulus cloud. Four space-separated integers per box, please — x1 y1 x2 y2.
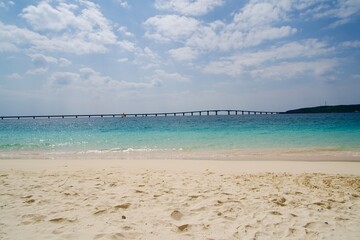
294 0 360 28
118 40 137 52
168 47 199 61
114 0 129 8
0 1 14 10
153 69 191 82
26 68 48 75
29 53 57 67
203 39 335 77
28 53 71 68
117 25 134 37
117 58 129 63
250 59 339 80
6 73 22 80
50 72 79 85
50 68 161 90
0 1 117 54
154 0 224 16
58 58 71 67
144 15 199 42
132 47 161 69
145 0 297 54
188 0 297 51
340 40 360 48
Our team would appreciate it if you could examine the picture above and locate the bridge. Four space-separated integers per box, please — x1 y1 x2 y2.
0 110 281 120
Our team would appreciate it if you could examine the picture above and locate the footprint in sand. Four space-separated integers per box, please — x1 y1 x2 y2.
21 214 46 225
177 224 190 232
49 217 77 223
114 203 131 209
271 197 287 206
93 233 125 240
170 210 183 221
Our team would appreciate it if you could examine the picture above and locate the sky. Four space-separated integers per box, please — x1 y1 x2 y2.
1 0 360 115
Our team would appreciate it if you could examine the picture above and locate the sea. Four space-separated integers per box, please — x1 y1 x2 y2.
0 113 359 159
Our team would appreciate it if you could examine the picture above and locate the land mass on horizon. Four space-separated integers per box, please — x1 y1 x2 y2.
285 104 360 114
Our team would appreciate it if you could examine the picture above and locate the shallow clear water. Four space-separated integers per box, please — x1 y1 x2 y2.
0 113 359 153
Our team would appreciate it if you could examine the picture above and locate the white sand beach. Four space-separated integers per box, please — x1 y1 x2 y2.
1 158 360 239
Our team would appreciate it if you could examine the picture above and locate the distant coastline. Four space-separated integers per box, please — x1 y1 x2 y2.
284 104 360 114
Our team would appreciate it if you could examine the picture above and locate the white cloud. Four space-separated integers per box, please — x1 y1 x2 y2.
144 15 199 42
132 47 161 69
0 0 14 10
21 1 78 31
232 0 292 29
153 69 191 82
26 67 48 75
168 47 199 61
145 1 296 53
50 68 161 90
118 40 137 52
203 39 335 77
250 59 339 80
117 26 134 37
295 0 360 28
118 58 129 63
0 1 118 55
29 53 57 66
187 0 296 51
50 72 79 85
58 57 71 67
0 41 19 52
28 53 71 68
114 0 129 8
340 40 360 48
352 74 360 80
154 0 224 16
6 73 22 80
143 47 159 59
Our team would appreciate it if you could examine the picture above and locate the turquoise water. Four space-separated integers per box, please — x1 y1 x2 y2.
0 113 359 153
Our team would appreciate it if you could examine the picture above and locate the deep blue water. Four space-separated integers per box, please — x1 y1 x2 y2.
0 113 359 153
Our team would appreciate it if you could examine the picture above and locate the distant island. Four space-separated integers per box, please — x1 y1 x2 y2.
285 104 360 114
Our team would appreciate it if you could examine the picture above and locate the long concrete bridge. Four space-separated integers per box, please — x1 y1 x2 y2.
0 110 281 120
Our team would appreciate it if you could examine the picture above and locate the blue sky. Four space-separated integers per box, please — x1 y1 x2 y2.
1 0 360 115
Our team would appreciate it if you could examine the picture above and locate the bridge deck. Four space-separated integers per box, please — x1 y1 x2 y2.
0 110 281 119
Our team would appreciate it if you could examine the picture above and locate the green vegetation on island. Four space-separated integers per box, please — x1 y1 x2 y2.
285 104 360 114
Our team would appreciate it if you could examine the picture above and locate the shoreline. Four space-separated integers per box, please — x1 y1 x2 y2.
1 146 360 162
2 158 360 175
